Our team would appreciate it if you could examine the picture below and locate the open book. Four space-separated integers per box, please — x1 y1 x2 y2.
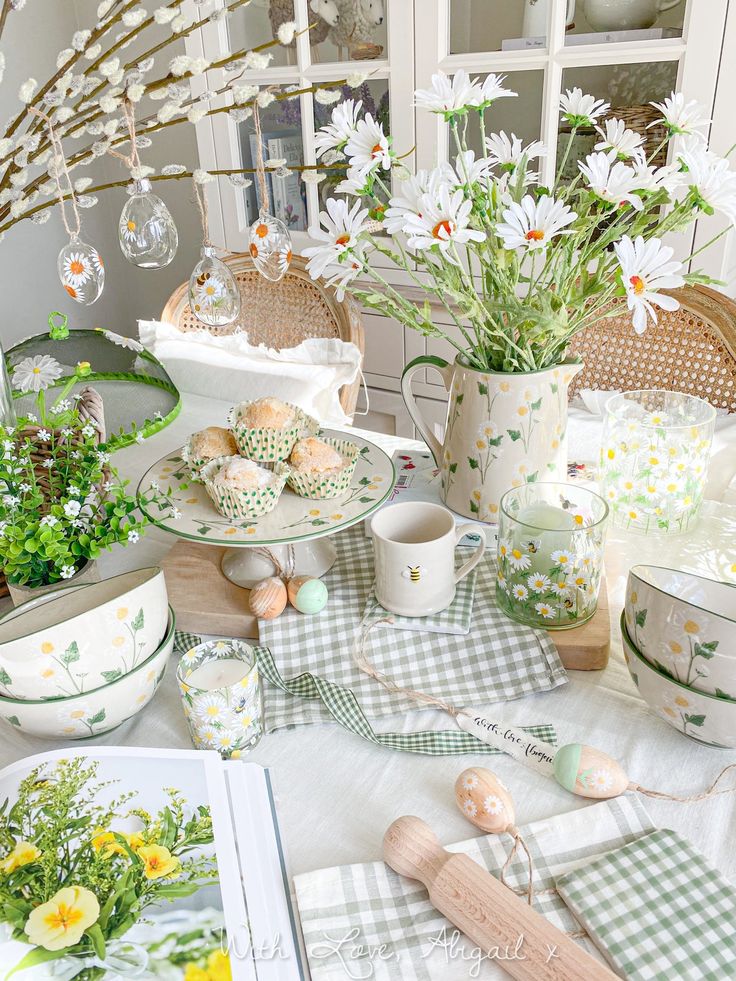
0 748 305 980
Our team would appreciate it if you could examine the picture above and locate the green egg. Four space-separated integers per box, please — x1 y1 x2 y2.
293 577 328 615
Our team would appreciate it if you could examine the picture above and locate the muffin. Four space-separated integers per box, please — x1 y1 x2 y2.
201 455 289 519
182 426 239 481
229 398 318 462
286 436 359 499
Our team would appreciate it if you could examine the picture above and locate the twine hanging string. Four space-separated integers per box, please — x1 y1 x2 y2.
193 176 212 249
630 763 736 803
107 97 143 175
254 544 296 581
252 99 271 216
501 829 535 906
28 107 81 239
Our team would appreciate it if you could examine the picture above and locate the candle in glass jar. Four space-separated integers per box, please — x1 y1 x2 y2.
516 502 576 531
186 657 249 691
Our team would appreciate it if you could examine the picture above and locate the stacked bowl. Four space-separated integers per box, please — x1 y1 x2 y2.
0 567 172 739
622 564 736 748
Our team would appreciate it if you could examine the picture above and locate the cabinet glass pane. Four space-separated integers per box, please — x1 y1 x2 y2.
565 0 686 44
312 0 388 62
557 62 679 181
237 91 308 231
227 2 295 69
450 0 546 54
461 70 544 158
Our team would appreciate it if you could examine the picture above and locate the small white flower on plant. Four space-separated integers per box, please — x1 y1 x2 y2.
450 150 492 188
559 87 610 127
343 114 392 174
81 426 96 439
172 507 182 520
36 429 51 441
484 131 547 172
496 195 577 252
594 119 644 161
12 355 64 393
42 458 54 469
403 186 485 264
67 484 81 497
614 235 685 335
40 515 58 527
476 73 517 107
578 152 644 211
128 529 140 543
304 198 370 280
413 70 481 117
651 91 710 136
135 432 144 444
63 500 82 519
315 100 363 158
678 142 736 225
59 565 76 580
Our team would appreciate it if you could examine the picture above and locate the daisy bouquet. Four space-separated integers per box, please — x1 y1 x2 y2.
0 758 218 980
304 75 736 373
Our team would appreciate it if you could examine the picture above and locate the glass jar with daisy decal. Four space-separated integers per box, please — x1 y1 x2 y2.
600 390 716 535
496 481 609 630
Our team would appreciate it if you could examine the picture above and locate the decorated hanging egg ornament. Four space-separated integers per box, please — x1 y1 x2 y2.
119 178 178 268
287 575 328 615
552 743 630 800
249 576 287 620
57 236 105 305
188 246 241 327
248 212 292 283
454 767 516 835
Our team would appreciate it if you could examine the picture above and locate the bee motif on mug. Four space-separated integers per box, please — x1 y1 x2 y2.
522 537 541 554
402 564 428 583
232 695 252 714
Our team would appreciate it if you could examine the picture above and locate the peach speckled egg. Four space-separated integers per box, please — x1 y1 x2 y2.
249 577 287 620
553 744 630 799
454 767 515 834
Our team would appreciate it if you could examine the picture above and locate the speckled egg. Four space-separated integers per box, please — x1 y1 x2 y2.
249 577 287 620
287 576 329 615
454 767 515 834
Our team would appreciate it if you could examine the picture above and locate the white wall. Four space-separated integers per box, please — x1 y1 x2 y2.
0 0 203 351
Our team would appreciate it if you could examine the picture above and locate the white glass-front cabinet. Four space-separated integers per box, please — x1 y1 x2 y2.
190 0 735 435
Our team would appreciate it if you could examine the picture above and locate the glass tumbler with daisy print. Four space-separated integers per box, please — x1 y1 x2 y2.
177 639 263 759
496 481 609 630
600 390 716 535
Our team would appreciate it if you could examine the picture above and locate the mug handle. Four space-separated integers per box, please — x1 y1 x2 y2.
454 524 487 584
401 355 453 466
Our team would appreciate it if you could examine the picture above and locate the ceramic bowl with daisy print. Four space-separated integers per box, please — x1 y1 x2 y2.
0 607 174 739
228 400 318 463
0 568 168 700
496 481 608 630
621 613 736 749
177 639 263 759
625 565 736 698
600 390 716 536
201 456 289 520
285 437 360 500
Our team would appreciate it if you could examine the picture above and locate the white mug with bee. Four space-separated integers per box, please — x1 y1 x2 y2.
371 501 487 617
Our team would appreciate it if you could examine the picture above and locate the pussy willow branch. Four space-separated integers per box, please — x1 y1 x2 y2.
0 0 14 46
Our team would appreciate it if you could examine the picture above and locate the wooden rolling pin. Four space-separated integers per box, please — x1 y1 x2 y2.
383 816 618 981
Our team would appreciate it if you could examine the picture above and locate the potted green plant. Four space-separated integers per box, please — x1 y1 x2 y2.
304 81 732 520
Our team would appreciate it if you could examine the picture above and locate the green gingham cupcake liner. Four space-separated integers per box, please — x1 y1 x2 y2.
228 401 319 463
286 437 359 500
201 455 289 519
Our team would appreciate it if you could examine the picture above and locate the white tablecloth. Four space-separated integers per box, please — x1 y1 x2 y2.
1 394 735 887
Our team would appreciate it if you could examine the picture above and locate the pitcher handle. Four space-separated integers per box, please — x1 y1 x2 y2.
566 0 575 25
401 355 454 465
454 524 487 584
657 0 682 9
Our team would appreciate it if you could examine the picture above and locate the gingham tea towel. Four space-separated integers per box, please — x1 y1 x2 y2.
294 796 654 981
362 569 476 637
257 526 566 730
555 828 736 980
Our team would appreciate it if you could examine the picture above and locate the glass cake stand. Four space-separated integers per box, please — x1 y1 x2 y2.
136 429 395 587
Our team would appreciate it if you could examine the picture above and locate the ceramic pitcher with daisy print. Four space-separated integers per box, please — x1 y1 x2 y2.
401 356 583 522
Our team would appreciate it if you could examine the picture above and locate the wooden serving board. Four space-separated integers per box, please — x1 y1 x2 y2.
162 540 610 670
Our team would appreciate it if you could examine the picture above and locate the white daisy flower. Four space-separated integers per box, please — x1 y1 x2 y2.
196 277 225 308
527 573 551 594
476 73 517 107
461 773 479 790
559 87 610 127
414 70 482 116
594 118 644 160
304 198 371 281
12 355 64 393
512 583 529 601
462 799 478 818
651 91 710 136
196 693 230 723
496 194 577 252
450 150 492 188
217 731 235 750
658 476 684 496
403 185 486 263
172 507 182 520
551 549 573 567
483 795 504 815
320 245 367 302
343 114 392 174
550 581 570 598
614 235 685 335
507 547 531 572
62 250 94 287
578 152 644 211
335 165 373 197
630 160 683 196
383 169 441 234
589 768 613 792
60 565 76 579
534 602 556 620
678 142 736 225
101 329 144 352
484 131 547 172
315 99 363 158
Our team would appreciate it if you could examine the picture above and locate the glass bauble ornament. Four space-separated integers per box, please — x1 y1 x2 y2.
248 212 292 283
57 235 105 305
188 246 241 327
119 178 178 268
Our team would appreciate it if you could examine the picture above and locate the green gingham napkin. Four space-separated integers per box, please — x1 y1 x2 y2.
555 828 736 980
257 526 566 730
294 797 654 981
362 570 476 637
